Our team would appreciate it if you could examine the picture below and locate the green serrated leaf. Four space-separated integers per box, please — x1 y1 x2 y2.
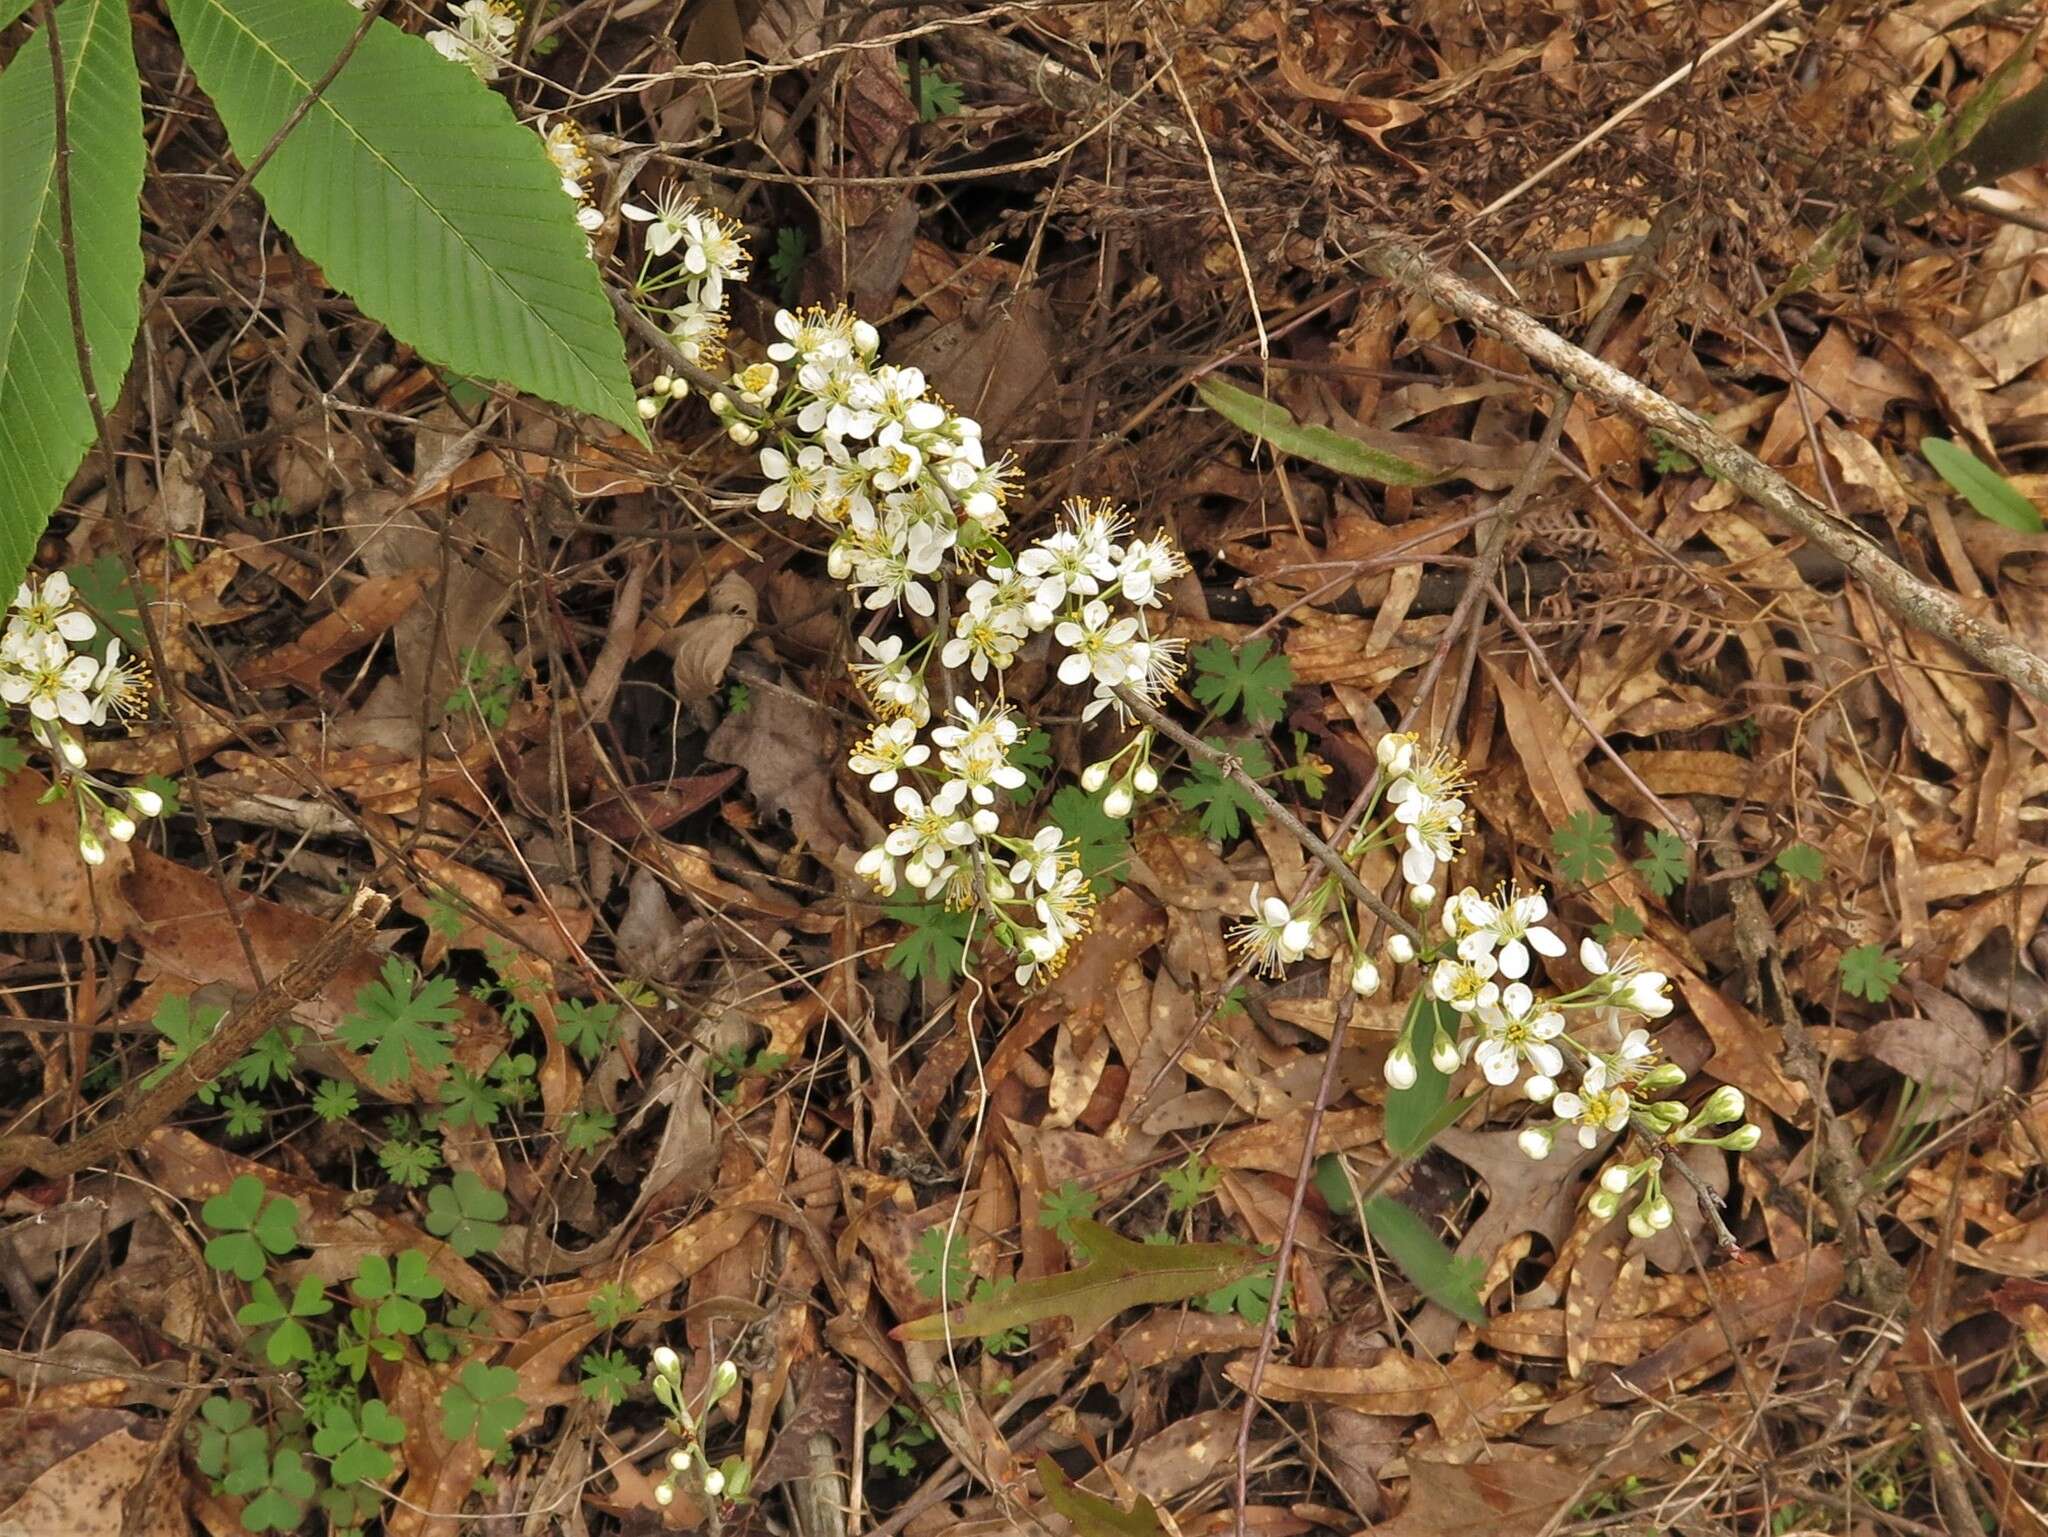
1047 785 1131 893
1774 842 1824 888
168 0 641 436
1633 829 1689 898
1839 943 1902 1004
1921 437 2043 533
1362 1196 1487 1323
894 1221 1262 1344
1551 810 1618 885
1189 636 1294 726
884 899 974 986
0 0 145 605
1195 376 1434 485
1169 737 1272 843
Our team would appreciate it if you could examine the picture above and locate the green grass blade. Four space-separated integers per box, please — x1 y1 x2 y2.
0 0 143 604
169 0 641 437
1921 438 2042 534
1196 375 1434 485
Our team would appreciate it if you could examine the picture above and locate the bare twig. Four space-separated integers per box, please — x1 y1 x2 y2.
0 890 389 1177
1350 236 2048 705
1111 686 1422 947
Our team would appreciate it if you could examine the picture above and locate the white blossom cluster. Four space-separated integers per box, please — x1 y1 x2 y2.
648 1346 750 1508
0 573 165 864
722 308 1185 980
625 184 749 394
541 118 604 240
1230 731 1760 1239
426 0 519 80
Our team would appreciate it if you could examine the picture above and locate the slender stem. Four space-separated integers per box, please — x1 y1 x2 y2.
1111 686 1422 947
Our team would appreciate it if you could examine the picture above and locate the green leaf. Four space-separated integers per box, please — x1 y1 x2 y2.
200 1174 299 1281
1362 1196 1487 1323
1633 829 1690 898
1038 1456 1165 1537
1839 944 1902 1004
1383 996 1453 1155
0 734 25 783
337 957 458 1087
1169 737 1272 843
1774 842 1824 889
140 991 226 1093
236 1273 331 1365
562 1108 615 1154
909 1225 971 1304
884 899 974 987
1036 1181 1099 1247
352 1249 441 1336
313 1399 403 1487
0 0 145 607
1593 902 1646 945
1161 1153 1220 1215
556 998 619 1063
310 1078 359 1122
167 0 640 436
579 1349 637 1410
196 1395 267 1483
377 1133 440 1188
239 1448 316 1532
424 1170 506 1258
1047 785 1132 893
1195 376 1434 485
1921 437 2043 533
62 554 149 652
1202 1265 1287 1328
441 1359 525 1453
1189 636 1294 726
584 1281 638 1329
1551 810 1618 886
434 1064 502 1129
767 225 807 304
893 1221 1263 1343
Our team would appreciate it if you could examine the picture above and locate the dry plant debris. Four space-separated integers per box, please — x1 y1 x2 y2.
2 3 2048 1537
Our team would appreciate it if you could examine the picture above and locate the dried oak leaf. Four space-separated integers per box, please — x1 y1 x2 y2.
704 679 852 853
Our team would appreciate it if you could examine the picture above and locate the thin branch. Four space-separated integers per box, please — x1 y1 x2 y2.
0 890 389 1177
1350 237 2048 706
1112 686 1423 947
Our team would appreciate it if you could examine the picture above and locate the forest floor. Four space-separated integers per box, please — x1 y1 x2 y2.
4 4 2048 1536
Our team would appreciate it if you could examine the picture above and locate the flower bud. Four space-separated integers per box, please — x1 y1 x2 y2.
1694 1085 1747 1128
1719 1123 1762 1152
703 1467 726 1497
708 391 731 416
652 374 674 395
1376 734 1415 776
1588 1188 1620 1220
728 422 759 447
1384 1044 1417 1091
1350 956 1381 997
669 1449 692 1472
1600 1163 1633 1194
655 1482 676 1507
1518 1125 1554 1162
636 396 660 420
1103 784 1133 818
651 1345 681 1379
78 830 106 866
1627 1206 1657 1239
1387 933 1416 965
669 376 691 400
131 786 164 818
1080 762 1110 793
1409 883 1436 909
58 733 87 770
1132 761 1158 794
1524 1074 1556 1103
1640 1194 1673 1231
1640 1062 1689 1093
1430 1032 1462 1074
1638 1100 1687 1134
104 812 136 843
710 1360 738 1398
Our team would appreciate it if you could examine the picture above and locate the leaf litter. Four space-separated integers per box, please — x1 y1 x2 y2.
1 5 2047 1537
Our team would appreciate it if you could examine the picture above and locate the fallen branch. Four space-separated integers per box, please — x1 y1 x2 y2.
0 889 389 1178
1348 236 2048 706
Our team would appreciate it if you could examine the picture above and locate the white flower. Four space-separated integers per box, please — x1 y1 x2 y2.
1054 600 1139 688
622 181 695 258
668 301 726 367
851 634 929 723
768 307 857 367
1451 885 1566 981
861 422 923 491
1469 982 1565 1088
856 843 899 896
429 0 518 80
1230 885 1313 976
757 443 827 518
1579 939 1673 1018
86 638 148 725
846 718 928 793
1550 1062 1631 1150
931 698 1025 804
8 572 95 646
1429 952 1499 1014
1009 827 1068 892
1376 732 1417 776
678 206 748 307
0 630 97 723
1115 534 1186 606
882 782 975 887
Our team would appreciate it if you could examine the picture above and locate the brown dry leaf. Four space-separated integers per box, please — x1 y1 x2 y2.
236 569 435 692
0 1412 185 1537
404 433 648 507
0 770 134 936
398 849 593 970
1372 1451 1593 1537
898 289 1056 439
705 680 853 853
1223 1353 1543 1439
666 571 759 708
1865 984 2020 1113
1667 966 1805 1120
